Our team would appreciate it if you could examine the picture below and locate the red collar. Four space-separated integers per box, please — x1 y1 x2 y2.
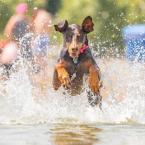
80 44 89 54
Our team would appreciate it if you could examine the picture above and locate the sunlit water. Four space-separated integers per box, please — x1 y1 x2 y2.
0 43 145 145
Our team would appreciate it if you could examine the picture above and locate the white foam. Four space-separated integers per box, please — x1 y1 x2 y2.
0 46 144 125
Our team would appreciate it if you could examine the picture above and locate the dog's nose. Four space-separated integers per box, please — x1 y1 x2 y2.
72 48 79 52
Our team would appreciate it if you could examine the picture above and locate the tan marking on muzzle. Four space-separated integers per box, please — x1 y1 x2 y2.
68 34 82 52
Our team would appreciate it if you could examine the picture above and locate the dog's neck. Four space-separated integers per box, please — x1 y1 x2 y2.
72 57 78 64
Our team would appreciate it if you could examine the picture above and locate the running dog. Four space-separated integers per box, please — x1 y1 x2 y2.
53 16 102 107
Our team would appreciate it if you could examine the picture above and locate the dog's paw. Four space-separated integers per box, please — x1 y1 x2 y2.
87 90 102 109
60 75 71 89
57 68 71 89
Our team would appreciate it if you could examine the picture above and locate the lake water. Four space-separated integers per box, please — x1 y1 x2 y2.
0 54 144 145
0 123 145 145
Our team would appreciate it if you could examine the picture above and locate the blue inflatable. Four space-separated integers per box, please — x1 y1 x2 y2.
122 24 145 62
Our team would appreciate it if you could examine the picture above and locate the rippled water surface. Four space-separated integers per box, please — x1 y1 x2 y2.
0 123 145 145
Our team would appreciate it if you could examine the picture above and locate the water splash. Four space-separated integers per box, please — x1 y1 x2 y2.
0 40 144 125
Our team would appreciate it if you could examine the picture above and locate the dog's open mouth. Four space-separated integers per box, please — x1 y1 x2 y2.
69 50 80 58
70 52 78 58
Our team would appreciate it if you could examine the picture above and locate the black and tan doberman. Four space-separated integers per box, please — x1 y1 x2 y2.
53 16 102 107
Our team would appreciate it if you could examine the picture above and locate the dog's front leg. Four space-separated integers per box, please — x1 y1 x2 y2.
53 69 61 90
88 65 100 95
55 63 71 89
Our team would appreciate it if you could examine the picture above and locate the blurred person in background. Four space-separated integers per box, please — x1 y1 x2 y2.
32 8 52 61
4 3 31 42
0 39 18 79
4 3 33 61
0 3 32 79
30 8 53 98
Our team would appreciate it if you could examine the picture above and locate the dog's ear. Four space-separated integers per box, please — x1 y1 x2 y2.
54 20 68 33
82 16 94 33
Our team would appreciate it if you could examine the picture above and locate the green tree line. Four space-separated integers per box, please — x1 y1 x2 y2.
1 0 145 50
55 0 145 50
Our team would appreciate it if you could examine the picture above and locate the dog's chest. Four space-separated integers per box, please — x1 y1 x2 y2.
66 59 79 75
62 50 90 75
66 56 88 77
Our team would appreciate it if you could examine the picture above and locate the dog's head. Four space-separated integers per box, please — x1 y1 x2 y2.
54 16 94 58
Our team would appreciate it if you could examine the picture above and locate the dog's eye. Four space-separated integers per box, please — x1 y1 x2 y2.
66 34 73 42
77 35 83 42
